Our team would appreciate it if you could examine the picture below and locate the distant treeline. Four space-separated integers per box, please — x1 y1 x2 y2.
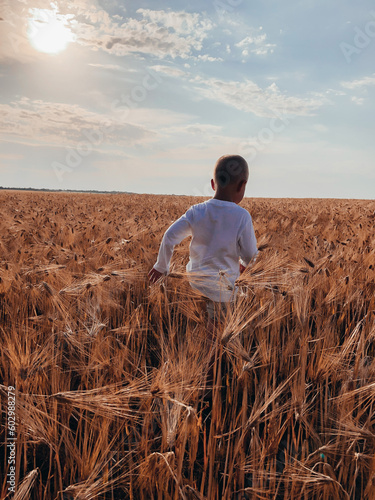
0 186 132 194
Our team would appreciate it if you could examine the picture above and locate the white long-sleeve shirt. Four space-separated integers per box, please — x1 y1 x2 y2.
154 198 258 302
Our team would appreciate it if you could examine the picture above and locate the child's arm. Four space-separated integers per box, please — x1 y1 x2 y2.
238 212 258 272
148 210 192 283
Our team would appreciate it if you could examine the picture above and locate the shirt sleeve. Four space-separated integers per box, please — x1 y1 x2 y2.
238 212 258 267
154 210 193 274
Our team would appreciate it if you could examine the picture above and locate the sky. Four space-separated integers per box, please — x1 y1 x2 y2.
0 0 374 198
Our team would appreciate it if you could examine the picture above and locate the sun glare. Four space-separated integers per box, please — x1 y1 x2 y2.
28 6 75 55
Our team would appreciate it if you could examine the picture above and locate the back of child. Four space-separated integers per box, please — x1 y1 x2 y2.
148 154 258 322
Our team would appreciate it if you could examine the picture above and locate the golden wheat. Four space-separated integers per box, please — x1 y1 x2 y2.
1 191 375 499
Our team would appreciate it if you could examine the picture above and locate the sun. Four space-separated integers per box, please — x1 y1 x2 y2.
28 6 75 55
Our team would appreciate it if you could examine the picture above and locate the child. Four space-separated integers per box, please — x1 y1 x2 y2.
148 154 258 322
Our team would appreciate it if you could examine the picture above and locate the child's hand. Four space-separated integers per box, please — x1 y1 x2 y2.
239 263 246 274
148 267 164 283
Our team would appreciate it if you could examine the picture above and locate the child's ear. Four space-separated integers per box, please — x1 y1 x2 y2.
237 179 246 191
211 178 215 191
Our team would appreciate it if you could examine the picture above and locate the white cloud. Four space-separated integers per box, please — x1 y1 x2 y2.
351 96 365 106
88 63 125 71
312 124 329 133
150 65 187 78
339 74 375 106
161 123 224 138
325 88 346 96
1 2 215 63
341 74 375 89
136 9 213 36
197 54 223 62
123 108 194 128
73 8 213 60
192 77 329 117
235 29 276 56
0 97 156 148
0 153 25 160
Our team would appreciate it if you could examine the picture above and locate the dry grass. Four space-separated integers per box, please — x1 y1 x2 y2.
1 190 375 499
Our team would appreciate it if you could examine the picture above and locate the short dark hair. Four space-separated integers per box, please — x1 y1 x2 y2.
214 155 249 188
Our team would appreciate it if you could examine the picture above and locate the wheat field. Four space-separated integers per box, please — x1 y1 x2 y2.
1 190 375 499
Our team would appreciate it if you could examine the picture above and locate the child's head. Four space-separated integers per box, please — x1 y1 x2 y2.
211 155 249 204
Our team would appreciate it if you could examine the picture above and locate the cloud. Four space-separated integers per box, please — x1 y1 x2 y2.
312 124 329 133
59 0 115 29
149 67 325 118
235 28 276 57
325 88 346 96
88 63 125 71
341 74 375 89
351 96 365 106
197 54 223 62
0 153 25 160
124 108 194 128
72 7 213 60
0 97 156 148
136 9 212 36
1 2 214 63
192 77 329 117
339 73 375 106
163 123 224 138
150 65 188 78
